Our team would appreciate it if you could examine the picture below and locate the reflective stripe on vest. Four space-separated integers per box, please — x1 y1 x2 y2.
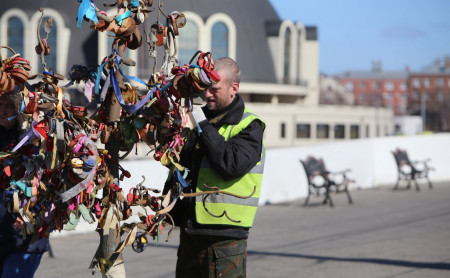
195 107 265 227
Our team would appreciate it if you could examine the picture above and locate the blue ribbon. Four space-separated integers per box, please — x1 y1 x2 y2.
94 60 107 96
7 98 25 122
176 169 189 188
113 56 148 86
110 68 157 114
115 10 131 26
130 0 140 7
77 0 99 30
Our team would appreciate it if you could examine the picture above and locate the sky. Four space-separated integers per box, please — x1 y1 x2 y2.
268 0 450 75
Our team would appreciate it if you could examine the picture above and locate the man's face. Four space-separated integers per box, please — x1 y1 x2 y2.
0 98 17 128
205 70 239 111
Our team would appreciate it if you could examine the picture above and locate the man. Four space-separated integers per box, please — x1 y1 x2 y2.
164 57 265 277
0 88 49 278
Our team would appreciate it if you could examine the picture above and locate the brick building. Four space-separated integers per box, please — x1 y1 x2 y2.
408 57 450 132
335 62 408 115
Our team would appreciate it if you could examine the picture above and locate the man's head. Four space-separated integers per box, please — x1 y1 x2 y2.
205 57 241 111
0 88 22 129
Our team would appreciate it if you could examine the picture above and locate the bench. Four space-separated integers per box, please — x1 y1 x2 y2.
300 156 354 207
392 148 433 191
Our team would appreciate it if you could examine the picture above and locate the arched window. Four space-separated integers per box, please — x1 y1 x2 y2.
178 21 199 65
283 28 291 84
38 16 57 73
7 17 24 56
297 29 301 84
211 22 228 58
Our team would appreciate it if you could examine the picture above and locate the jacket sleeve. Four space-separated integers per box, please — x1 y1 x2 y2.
197 119 264 181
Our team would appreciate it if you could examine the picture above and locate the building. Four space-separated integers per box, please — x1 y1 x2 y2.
407 57 450 132
336 62 409 116
0 0 394 148
319 75 354 105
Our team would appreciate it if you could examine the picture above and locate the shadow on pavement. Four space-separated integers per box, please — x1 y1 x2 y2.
247 250 450 270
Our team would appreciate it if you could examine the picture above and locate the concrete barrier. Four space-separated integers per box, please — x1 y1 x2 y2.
53 133 449 236
259 133 450 204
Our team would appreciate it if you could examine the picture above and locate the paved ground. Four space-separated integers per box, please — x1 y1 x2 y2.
35 182 450 278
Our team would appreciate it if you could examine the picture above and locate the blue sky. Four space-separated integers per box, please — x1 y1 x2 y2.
268 0 450 74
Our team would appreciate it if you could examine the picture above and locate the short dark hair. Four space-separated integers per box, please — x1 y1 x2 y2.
214 57 241 85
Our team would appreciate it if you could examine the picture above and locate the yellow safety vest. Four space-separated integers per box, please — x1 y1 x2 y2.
195 107 265 227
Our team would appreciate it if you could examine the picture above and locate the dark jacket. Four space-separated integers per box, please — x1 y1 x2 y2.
0 124 49 260
164 94 264 239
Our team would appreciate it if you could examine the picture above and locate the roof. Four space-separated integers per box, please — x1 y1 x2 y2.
335 70 408 80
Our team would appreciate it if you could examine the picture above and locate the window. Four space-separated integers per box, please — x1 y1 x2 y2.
412 78 420 88
296 123 310 138
384 82 394 91
334 124 345 139
345 82 354 91
383 92 393 100
350 125 359 139
283 28 291 84
436 91 444 101
7 17 24 56
280 123 286 138
413 91 420 100
211 22 228 58
400 93 408 100
316 124 329 139
436 78 444 88
359 82 366 89
38 16 57 73
373 82 381 89
358 93 366 100
366 125 370 137
424 78 430 88
178 21 199 65
297 29 301 84
399 82 407 90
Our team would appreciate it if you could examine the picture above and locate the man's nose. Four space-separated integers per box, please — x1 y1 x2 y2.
205 88 212 98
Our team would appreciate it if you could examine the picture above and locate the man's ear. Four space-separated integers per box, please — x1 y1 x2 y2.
231 82 239 97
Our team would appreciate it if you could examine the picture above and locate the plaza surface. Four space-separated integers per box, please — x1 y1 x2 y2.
35 182 450 278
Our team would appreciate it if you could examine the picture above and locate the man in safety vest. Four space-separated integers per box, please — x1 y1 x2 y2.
164 57 265 277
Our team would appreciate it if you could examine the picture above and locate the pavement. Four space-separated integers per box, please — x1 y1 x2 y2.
35 181 450 278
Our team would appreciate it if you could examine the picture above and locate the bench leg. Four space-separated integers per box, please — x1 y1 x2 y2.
406 180 411 190
345 188 353 204
427 177 433 189
393 179 400 190
324 188 334 207
303 192 311 207
413 178 420 191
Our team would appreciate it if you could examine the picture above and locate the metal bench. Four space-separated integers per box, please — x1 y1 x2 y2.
300 156 354 207
392 148 433 191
